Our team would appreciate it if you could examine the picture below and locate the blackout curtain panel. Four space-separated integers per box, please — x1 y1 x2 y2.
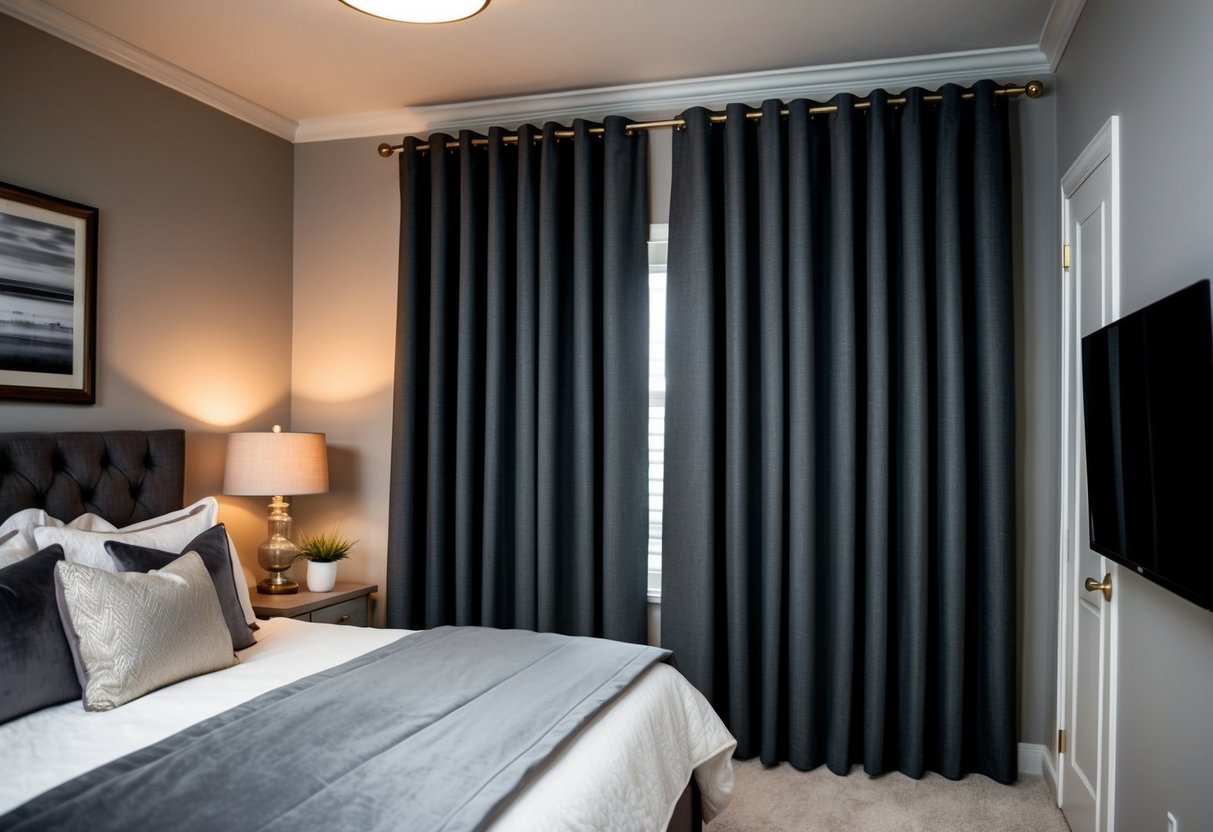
662 81 1017 783
387 118 649 644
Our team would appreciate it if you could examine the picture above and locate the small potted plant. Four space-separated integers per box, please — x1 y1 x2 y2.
295 530 356 593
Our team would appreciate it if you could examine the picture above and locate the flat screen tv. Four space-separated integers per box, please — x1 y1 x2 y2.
1081 279 1213 611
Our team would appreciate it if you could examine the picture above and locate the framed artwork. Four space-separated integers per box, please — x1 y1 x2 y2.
0 182 97 404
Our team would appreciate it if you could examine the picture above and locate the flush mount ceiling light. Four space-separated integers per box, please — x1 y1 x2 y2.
339 0 490 23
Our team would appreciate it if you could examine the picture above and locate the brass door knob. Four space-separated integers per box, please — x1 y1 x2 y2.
1084 573 1113 603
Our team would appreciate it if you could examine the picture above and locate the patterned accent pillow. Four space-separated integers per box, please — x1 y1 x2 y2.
53 552 238 711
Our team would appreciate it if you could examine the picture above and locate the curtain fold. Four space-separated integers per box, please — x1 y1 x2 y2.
387 118 649 644
662 80 1017 783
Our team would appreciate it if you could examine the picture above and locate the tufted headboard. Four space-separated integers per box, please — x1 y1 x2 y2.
0 430 185 526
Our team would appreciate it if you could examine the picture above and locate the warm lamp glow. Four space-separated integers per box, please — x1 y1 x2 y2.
338 0 490 23
122 340 287 428
223 426 329 497
223 426 329 595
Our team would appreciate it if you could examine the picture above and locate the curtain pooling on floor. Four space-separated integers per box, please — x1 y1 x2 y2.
662 81 1017 783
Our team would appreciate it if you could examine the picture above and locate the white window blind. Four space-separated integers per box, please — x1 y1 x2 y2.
647 224 667 600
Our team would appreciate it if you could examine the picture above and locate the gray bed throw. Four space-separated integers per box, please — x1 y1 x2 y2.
1 626 670 832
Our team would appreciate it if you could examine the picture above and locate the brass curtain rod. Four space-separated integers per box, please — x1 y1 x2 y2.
377 80 1044 157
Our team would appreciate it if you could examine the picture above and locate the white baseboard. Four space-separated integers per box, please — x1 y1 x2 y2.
1039 744 1059 799
1019 742 1048 777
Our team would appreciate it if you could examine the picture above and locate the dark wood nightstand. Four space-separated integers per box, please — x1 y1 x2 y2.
250 582 377 627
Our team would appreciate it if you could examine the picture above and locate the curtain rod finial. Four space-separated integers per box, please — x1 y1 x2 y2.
378 142 396 158
1024 80 1045 98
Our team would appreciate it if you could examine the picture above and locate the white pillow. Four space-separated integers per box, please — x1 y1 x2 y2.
28 497 257 628
222 530 257 630
32 497 218 571
114 497 217 534
0 529 21 568
0 508 118 567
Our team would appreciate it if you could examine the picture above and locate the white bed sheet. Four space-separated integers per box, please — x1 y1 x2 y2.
0 618 735 830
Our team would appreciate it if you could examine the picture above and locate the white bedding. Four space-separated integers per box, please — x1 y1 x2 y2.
0 617 735 830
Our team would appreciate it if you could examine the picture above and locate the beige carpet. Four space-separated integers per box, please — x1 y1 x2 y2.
708 760 1071 832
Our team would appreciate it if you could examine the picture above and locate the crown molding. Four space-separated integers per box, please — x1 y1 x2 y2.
3 0 1053 146
294 44 1051 143
294 107 435 144
0 0 296 140
1039 0 1088 70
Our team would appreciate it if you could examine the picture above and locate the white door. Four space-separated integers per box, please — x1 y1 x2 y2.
1057 117 1120 832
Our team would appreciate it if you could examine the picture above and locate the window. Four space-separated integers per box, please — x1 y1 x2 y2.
647 224 667 600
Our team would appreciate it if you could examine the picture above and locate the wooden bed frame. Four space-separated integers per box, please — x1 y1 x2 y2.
0 429 703 831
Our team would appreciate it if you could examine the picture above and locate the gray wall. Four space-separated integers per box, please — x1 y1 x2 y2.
1055 0 1213 827
291 138 399 625
0 15 295 567
1013 92 1061 753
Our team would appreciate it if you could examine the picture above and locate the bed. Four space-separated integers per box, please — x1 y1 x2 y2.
0 430 735 831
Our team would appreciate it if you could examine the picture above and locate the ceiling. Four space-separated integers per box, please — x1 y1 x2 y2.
3 0 1068 140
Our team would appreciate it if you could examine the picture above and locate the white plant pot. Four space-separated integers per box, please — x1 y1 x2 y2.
306 560 338 593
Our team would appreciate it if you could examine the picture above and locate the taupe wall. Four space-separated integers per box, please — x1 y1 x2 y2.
1055 0 1213 827
0 16 295 570
291 139 399 624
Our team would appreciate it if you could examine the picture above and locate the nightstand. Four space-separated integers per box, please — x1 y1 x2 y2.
250 582 377 627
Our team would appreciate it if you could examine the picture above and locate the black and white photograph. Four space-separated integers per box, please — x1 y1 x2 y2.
0 182 96 403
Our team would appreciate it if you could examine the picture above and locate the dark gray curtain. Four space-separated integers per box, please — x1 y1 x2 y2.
662 81 1017 783
387 118 649 644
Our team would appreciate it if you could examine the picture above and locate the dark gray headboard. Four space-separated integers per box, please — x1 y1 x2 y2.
0 430 185 526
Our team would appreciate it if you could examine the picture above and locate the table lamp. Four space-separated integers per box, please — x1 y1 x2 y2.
223 425 329 594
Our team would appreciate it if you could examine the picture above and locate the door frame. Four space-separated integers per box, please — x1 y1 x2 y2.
1055 115 1120 830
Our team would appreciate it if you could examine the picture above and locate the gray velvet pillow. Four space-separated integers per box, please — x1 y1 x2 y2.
0 545 82 724
54 552 238 711
105 524 255 651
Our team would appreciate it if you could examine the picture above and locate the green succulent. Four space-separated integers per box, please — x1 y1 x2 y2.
296 530 356 563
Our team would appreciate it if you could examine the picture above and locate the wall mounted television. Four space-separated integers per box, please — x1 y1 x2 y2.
1081 279 1213 611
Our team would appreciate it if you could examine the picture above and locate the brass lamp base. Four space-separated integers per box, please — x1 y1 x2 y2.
257 577 299 595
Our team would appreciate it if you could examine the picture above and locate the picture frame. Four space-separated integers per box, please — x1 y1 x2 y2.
0 181 98 404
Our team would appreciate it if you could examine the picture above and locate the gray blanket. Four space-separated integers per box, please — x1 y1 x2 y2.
1 626 670 832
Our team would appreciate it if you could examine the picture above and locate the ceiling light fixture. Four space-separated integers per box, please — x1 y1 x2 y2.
339 0 490 24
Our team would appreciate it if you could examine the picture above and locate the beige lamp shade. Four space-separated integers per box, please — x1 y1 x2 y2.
223 429 329 497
